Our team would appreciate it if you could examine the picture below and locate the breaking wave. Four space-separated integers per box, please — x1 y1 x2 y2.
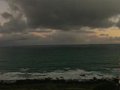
0 69 114 81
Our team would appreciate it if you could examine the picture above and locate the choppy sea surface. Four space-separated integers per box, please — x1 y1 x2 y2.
0 44 120 80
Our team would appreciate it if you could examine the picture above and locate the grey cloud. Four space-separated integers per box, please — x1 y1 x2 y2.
1 12 13 19
0 18 27 33
1 0 120 46
0 11 27 33
9 0 120 30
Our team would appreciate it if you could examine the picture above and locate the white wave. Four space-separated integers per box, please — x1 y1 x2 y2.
112 68 120 73
0 69 114 81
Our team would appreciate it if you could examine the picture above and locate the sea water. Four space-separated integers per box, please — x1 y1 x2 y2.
0 44 120 80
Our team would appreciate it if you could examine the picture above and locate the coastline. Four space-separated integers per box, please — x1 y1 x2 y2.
0 78 119 90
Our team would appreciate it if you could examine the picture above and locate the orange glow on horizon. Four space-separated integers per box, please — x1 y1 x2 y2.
95 27 120 37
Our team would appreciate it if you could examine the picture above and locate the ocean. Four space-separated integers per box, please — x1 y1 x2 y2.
0 44 120 80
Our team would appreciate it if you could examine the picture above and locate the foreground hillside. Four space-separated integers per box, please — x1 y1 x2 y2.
0 79 119 90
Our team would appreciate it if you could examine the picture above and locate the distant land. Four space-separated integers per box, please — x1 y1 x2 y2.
1 44 120 48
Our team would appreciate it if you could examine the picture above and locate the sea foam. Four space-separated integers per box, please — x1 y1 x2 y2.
0 69 114 81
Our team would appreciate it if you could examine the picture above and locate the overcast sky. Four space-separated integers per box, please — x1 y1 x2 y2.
0 0 120 46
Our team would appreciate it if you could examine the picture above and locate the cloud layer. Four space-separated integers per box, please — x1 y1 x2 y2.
8 0 120 30
0 0 120 45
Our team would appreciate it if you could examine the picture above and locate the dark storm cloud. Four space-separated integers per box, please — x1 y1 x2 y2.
1 12 13 19
1 0 120 46
0 17 27 33
9 0 120 30
0 10 27 33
